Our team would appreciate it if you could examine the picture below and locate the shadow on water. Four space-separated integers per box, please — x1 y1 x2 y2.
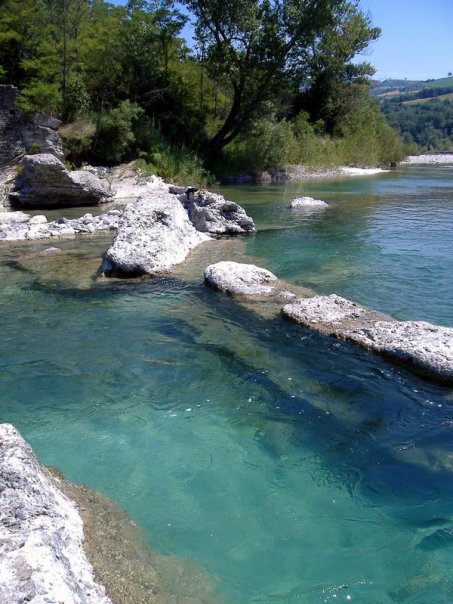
26 270 453 535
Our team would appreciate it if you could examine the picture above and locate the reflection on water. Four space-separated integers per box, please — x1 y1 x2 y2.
1 167 453 602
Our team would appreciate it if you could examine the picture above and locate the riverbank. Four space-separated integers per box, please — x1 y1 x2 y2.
401 153 453 165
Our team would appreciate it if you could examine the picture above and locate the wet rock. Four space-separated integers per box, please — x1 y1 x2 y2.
103 193 210 277
289 196 328 208
182 188 256 235
10 154 112 208
204 261 295 300
0 423 112 604
282 294 453 383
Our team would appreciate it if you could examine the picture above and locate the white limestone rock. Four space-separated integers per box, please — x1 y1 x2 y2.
182 188 256 235
10 154 112 208
289 196 328 208
103 193 210 277
204 261 295 300
282 294 453 383
347 321 453 382
0 423 112 604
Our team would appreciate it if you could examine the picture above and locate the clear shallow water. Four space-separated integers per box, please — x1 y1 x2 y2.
1 166 453 603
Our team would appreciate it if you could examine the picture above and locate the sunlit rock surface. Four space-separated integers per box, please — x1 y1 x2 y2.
103 193 210 277
10 154 112 208
289 196 328 208
204 261 295 300
282 294 453 383
181 188 256 235
0 423 112 604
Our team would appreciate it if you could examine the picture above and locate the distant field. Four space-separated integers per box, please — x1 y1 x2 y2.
422 76 453 89
403 92 453 105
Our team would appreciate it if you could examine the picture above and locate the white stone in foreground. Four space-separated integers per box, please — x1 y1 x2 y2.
289 196 328 208
103 193 210 277
204 261 295 299
0 423 112 604
282 294 453 382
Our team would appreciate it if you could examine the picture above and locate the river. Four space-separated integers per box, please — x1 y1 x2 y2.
1 165 453 602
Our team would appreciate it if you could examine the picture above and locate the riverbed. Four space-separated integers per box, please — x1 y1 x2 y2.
1 165 453 602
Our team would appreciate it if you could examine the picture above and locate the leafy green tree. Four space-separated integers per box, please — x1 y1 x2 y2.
182 0 380 157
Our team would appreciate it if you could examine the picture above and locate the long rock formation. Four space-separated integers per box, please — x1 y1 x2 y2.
203 262 453 383
0 423 112 604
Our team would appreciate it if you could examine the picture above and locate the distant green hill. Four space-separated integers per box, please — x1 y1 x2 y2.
372 75 453 99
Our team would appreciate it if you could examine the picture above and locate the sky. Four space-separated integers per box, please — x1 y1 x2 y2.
357 0 453 80
112 0 453 82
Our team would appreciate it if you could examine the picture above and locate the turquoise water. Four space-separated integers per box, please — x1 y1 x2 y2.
1 166 453 602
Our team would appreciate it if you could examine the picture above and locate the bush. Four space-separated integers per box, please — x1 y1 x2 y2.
59 120 96 163
94 101 144 164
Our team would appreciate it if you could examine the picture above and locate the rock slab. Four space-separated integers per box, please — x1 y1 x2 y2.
289 196 328 208
0 423 112 604
282 294 453 383
204 261 296 300
10 154 112 208
103 193 210 277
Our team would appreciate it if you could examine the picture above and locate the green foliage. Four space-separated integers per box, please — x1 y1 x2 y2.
0 0 402 174
94 101 145 164
219 116 300 174
59 120 96 163
382 99 453 152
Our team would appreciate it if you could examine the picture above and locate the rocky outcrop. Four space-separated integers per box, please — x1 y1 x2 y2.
204 261 295 300
289 196 328 208
10 154 112 208
180 188 256 235
0 209 121 241
202 263 453 383
0 423 112 604
103 193 210 277
0 85 63 165
282 294 453 383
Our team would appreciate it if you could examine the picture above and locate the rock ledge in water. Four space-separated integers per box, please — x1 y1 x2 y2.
289 196 328 208
0 423 111 604
103 193 210 277
204 261 296 300
10 154 112 208
282 294 453 383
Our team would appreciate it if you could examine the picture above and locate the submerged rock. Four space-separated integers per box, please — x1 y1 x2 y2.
10 154 112 208
103 193 210 277
289 196 328 208
181 188 256 235
282 294 453 383
204 261 295 300
0 423 112 604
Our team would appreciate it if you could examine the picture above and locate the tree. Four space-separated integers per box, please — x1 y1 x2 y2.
182 0 380 157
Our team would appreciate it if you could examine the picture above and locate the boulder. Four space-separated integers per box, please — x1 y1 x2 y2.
289 196 328 208
0 423 111 604
181 188 256 235
103 193 210 277
204 261 295 300
10 154 112 208
282 294 453 383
